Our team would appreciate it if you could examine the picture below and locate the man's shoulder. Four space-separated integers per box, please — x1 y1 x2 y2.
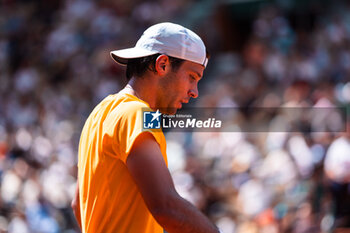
118 94 151 113
104 93 151 121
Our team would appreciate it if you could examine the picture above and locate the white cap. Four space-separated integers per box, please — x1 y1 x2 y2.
110 22 208 67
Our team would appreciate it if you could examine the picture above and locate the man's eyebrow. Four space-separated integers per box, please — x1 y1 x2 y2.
192 71 202 79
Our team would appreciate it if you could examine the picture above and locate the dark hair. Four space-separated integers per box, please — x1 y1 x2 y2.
126 54 184 80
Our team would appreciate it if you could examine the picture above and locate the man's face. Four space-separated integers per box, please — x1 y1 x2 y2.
158 60 205 114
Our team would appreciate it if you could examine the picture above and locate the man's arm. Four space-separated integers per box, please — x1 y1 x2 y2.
71 181 82 230
126 132 219 233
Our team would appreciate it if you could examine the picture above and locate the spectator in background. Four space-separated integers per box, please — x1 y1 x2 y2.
324 123 350 230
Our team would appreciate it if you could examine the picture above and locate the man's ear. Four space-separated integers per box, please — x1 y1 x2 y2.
155 55 171 76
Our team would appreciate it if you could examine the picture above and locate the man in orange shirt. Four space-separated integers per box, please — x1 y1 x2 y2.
72 22 220 233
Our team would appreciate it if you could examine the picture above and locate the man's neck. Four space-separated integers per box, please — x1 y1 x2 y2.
127 77 158 109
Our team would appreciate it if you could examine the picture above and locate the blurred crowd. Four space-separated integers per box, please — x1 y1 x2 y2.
0 0 350 232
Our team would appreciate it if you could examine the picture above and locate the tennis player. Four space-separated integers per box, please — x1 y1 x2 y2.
72 22 221 233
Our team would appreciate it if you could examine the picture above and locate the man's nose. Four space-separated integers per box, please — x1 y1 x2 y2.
188 86 198 98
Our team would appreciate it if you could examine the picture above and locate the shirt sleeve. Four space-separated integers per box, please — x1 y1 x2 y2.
113 101 164 164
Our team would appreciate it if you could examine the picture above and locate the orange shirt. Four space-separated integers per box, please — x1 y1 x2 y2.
78 91 167 233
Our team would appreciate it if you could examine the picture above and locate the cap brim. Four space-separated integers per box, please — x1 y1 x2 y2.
110 47 158 65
